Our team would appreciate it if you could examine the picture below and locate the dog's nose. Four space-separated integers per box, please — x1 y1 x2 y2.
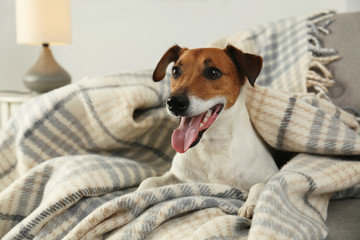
167 95 189 115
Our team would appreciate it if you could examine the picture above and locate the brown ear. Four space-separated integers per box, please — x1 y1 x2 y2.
153 45 187 82
225 44 263 87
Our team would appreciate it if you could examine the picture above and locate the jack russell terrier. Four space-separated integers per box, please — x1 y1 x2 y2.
138 45 279 218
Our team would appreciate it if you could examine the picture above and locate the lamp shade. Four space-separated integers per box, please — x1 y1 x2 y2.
16 0 71 45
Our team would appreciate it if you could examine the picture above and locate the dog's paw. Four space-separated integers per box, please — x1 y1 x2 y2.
238 204 255 219
137 172 180 192
137 177 158 191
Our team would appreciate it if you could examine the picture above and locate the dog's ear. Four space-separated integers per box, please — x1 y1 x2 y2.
153 45 187 82
225 44 263 87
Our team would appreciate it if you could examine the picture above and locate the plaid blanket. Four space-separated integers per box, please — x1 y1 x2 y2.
1 10 360 240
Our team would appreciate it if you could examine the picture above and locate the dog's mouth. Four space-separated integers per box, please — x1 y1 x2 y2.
171 104 224 153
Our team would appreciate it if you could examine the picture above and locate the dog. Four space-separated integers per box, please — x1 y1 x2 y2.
138 44 279 218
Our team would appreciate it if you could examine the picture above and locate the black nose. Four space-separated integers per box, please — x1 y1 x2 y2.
167 95 189 116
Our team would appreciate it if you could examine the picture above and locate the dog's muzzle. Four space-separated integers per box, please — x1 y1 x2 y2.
167 95 189 116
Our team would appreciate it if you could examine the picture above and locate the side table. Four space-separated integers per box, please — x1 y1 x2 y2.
0 91 37 131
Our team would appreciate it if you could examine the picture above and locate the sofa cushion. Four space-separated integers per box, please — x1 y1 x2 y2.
326 199 360 240
318 12 360 116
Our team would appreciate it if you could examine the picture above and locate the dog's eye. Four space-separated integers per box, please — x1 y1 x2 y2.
172 66 182 79
204 67 222 80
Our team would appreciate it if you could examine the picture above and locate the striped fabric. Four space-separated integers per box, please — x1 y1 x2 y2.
209 10 340 96
0 11 359 240
246 86 360 239
208 13 310 94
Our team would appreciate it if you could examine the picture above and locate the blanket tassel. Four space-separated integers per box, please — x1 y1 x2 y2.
306 11 340 101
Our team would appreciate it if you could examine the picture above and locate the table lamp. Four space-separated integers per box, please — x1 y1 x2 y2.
16 0 71 93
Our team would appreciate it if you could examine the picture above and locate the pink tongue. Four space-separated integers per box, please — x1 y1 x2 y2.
172 113 205 153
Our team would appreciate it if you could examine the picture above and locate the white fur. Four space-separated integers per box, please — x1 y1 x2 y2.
170 83 278 191
138 82 279 218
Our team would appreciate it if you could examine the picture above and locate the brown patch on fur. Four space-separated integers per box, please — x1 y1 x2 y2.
153 45 263 109
153 45 188 82
225 45 263 87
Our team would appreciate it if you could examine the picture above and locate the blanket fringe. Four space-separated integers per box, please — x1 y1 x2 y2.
305 11 360 124
306 11 340 100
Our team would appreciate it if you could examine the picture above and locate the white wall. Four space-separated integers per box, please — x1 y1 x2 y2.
0 0 358 91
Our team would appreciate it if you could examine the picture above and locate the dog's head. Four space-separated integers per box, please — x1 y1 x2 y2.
153 45 263 153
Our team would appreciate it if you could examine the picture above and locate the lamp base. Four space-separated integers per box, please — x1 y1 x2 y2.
23 44 71 93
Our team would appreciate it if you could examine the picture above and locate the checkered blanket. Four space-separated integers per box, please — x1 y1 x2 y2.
1 10 359 240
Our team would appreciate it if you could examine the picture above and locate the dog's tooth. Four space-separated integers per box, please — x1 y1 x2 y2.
201 110 212 125
199 123 204 128
206 110 211 118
